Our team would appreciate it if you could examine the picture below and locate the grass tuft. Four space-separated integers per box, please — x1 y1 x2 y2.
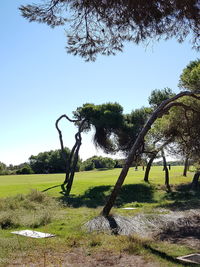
0 190 59 229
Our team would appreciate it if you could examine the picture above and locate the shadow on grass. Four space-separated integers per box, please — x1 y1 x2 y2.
42 184 62 192
144 245 197 266
160 183 200 211
59 183 156 208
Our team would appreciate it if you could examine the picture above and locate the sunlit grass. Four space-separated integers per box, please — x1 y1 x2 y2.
0 166 193 198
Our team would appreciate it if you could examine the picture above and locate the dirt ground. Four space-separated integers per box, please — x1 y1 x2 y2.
7 248 161 267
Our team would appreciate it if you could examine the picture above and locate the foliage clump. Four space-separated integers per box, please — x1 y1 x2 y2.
81 156 116 171
179 59 200 92
74 103 124 153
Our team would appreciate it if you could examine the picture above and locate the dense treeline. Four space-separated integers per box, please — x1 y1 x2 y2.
0 155 191 176
81 156 117 171
0 150 125 175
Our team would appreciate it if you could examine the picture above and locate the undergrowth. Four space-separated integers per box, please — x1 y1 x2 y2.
0 190 59 229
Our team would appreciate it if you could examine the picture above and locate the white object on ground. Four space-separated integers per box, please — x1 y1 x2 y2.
11 230 55 238
177 254 200 264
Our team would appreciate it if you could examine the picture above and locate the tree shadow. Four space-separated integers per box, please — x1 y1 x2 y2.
60 185 112 208
59 183 156 208
42 184 62 192
115 184 155 206
160 183 200 211
144 245 197 266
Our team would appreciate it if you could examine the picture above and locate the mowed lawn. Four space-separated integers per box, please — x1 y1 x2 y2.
0 166 193 198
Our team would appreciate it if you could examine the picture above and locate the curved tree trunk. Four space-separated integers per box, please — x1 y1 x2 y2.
101 92 200 216
144 153 156 182
183 156 189 177
191 171 200 190
101 91 197 216
65 132 82 195
56 115 86 195
161 149 171 192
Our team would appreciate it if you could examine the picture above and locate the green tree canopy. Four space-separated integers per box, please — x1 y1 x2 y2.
179 59 200 92
117 107 152 154
20 0 199 61
148 88 175 108
81 156 116 171
0 162 7 175
73 103 124 153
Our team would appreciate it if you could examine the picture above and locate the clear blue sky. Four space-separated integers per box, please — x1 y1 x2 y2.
0 0 199 165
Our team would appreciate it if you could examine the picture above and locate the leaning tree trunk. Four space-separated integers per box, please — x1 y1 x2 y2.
144 153 157 182
191 171 200 190
100 91 198 216
101 92 196 216
161 149 171 192
183 156 189 177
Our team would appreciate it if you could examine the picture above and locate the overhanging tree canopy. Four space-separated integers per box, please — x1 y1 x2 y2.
20 0 199 61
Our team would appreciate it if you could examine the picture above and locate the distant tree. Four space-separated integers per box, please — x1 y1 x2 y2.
116 107 152 154
20 1 199 61
81 156 116 171
16 165 34 175
81 159 95 171
29 148 72 174
0 162 8 175
114 159 125 168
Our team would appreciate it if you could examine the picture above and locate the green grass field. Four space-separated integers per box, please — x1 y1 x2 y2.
0 166 193 198
0 166 199 266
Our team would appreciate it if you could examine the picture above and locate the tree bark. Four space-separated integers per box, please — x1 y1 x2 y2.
183 156 189 177
191 171 200 190
161 149 171 192
144 153 156 182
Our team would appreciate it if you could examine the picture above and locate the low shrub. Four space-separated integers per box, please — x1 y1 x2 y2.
0 190 59 229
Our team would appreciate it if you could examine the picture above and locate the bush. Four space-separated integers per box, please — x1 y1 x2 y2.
16 165 34 175
81 156 116 171
81 159 95 171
